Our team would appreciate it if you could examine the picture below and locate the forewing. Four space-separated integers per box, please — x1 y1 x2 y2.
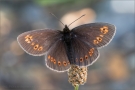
17 29 61 56
45 39 70 72
72 23 116 48
70 38 99 66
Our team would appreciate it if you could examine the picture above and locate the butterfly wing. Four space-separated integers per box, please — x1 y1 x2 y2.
67 37 99 66
18 29 70 72
45 39 70 72
71 23 116 48
17 29 61 56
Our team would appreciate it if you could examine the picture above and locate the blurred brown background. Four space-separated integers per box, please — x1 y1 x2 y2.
0 0 135 90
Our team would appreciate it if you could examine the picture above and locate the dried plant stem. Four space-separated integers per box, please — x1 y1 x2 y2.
74 85 79 90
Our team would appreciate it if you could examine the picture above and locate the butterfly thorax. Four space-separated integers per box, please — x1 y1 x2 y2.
63 25 70 33
62 25 72 43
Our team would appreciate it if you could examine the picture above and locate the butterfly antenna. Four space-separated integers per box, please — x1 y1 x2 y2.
50 12 65 26
68 14 86 27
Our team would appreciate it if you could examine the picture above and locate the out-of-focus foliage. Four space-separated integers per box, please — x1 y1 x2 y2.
34 0 96 6
34 0 73 6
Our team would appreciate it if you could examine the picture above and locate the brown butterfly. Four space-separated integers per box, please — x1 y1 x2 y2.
17 22 116 72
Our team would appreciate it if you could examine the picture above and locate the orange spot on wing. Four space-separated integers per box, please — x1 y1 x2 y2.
100 26 108 34
96 37 102 42
48 55 50 59
80 57 83 62
93 40 99 44
51 57 54 62
53 59 56 64
89 52 92 56
25 35 33 43
63 61 67 66
58 61 61 66
85 55 88 59
90 48 94 53
38 46 43 51
34 44 39 50
25 38 31 43
89 48 94 56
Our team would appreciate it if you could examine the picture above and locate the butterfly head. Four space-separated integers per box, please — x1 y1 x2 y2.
63 25 70 33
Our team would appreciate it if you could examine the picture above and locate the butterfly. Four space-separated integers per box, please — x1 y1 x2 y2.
17 22 116 72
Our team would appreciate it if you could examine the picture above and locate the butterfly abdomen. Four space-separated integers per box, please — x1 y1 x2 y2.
64 41 75 64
